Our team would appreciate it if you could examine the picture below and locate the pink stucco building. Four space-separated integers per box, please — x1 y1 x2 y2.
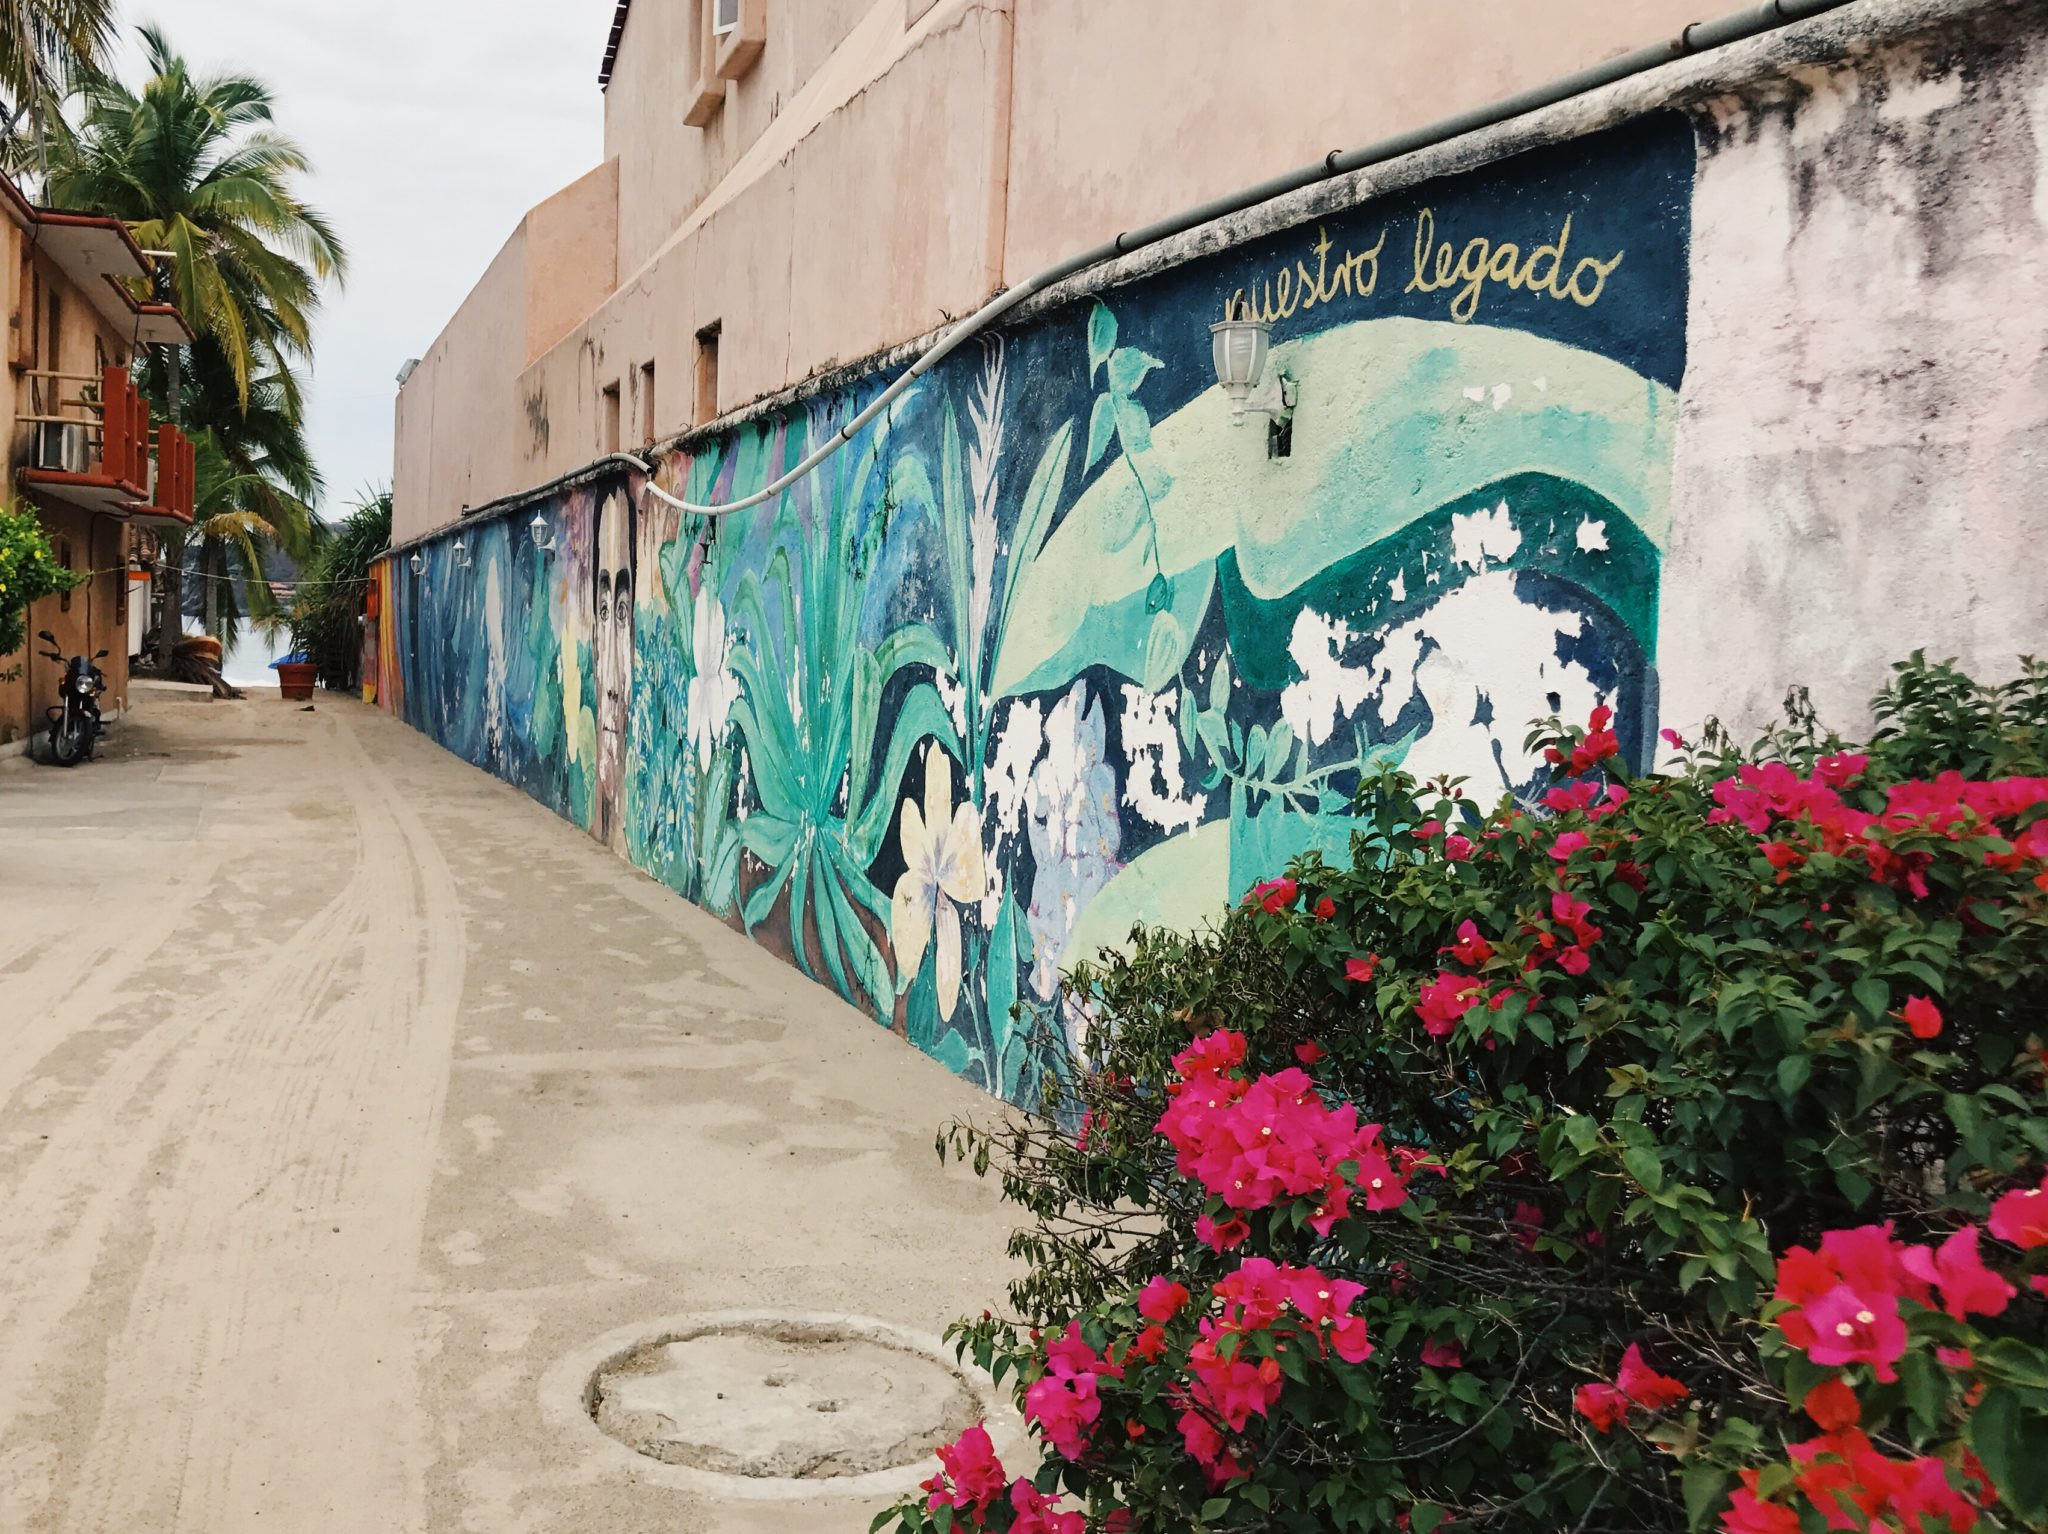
393 0 1730 545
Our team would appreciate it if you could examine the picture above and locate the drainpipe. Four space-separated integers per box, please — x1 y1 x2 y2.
399 0 1856 546
979 0 1016 305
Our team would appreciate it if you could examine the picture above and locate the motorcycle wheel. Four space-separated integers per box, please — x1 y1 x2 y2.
49 706 83 767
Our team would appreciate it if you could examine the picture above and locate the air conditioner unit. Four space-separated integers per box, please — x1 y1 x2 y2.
34 422 88 474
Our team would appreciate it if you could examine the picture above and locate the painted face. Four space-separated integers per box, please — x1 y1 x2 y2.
593 491 634 839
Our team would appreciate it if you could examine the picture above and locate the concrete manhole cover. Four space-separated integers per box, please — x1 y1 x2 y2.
541 1311 1022 1500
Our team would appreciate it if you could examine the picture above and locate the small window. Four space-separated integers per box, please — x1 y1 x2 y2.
601 381 622 454
712 0 740 35
694 324 720 427
639 361 657 447
58 538 73 612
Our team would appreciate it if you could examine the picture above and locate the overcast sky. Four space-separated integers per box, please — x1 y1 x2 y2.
111 0 616 517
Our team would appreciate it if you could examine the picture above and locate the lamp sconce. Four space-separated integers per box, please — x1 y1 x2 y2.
1209 299 1297 428
530 512 556 553
452 537 472 570
408 551 425 575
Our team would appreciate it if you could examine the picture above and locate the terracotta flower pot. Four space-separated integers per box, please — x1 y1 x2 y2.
276 661 318 701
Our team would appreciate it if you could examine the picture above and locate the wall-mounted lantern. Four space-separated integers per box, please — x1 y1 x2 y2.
1209 297 1297 427
452 537 471 569
408 551 425 575
530 512 555 552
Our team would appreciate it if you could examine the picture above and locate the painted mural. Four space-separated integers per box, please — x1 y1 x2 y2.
390 117 1693 1105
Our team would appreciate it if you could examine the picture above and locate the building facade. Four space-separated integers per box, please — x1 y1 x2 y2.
0 173 195 753
385 0 2048 1102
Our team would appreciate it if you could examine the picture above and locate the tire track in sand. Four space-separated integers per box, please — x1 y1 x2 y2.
22 709 464 1534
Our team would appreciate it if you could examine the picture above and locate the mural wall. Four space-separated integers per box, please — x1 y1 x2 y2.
389 118 1692 1105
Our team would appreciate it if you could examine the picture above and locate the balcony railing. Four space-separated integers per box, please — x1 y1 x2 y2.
16 365 195 525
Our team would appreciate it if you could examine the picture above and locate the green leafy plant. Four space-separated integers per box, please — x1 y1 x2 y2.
286 487 388 690
881 654 2048 1534
725 400 955 1015
0 502 86 658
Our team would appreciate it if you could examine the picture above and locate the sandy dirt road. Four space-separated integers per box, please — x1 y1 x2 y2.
0 690 1017 1532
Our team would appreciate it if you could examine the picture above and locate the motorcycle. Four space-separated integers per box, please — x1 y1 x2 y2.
37 630 108 767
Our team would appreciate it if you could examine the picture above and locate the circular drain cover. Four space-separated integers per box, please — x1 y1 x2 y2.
589 1318 981 1479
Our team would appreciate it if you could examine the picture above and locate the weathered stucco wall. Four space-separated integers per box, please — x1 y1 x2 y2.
392 164 619 542
389 114 1692 1103
1661 5 2048 733
386 2 2048 1106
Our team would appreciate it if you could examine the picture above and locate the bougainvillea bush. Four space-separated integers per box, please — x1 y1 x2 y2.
883 656 2048 1534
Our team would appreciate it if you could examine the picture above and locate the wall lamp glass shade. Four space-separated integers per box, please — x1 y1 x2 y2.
452 538 471 569
530 513 555 551
407 552 425 575
1210 300 1271 416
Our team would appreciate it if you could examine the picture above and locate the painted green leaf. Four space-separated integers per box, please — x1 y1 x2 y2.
1086 301 1117 381
1106 346 1162 398
1112 394 1154 456
1083 393 1116 472
1141 610 1186 694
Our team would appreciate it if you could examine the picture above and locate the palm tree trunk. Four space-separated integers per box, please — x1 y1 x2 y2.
149 339 184 668
204 542 221 636
154 531 183 667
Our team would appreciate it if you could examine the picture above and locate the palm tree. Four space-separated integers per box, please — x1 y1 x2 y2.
45 23 347 409
0 0 114 174
46 24 343 665
177 428 319 652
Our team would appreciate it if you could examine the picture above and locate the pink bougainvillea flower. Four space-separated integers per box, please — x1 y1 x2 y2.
1244 877 1299 914
1556 945 1591 976
1416 971 1483 1037
1194 1213 1251 1252
1214 1257 1295 1329
1137 1275 1190 1323
1024 1370 1101 1459
922 1422 1007 1513
1511 1201 1546 1254
1328 1313 1374 1364
1354 1144 1409 1211
1760 840 1806 880
1720 1480 1802 1534
1419 1337 1463 1369
1345 954 1380 984
1989 1177 2048 1249
1413 820 1443 840
1813 752 1871 788
1044 1320 1120 1380
1546 780 1600 814
1444 833 1474 862
1802 1379 1861 1430
1573 1381 1630 1433
1549 831 1591 861
1615 1343 1689 1410
1293 1040 1325 1065
1896 994 1943 1039
1660 727 1687 751
1900 1226 2015 1320
1937 1346 1976 1371
1798 1284 1909 1381
1127 1325 1167 1363
1172 1030 1248 1078
1447 920 1493 967
1285 1269 1365 1327
1007 1478 1086 1534
1314 896 1336 921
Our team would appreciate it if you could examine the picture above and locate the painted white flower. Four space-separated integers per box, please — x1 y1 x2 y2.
891 748 986 1021
687 594 738 766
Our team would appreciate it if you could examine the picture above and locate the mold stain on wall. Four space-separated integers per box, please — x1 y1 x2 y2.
391 117 1693 1106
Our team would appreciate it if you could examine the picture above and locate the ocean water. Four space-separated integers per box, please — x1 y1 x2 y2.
220 625 294 688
